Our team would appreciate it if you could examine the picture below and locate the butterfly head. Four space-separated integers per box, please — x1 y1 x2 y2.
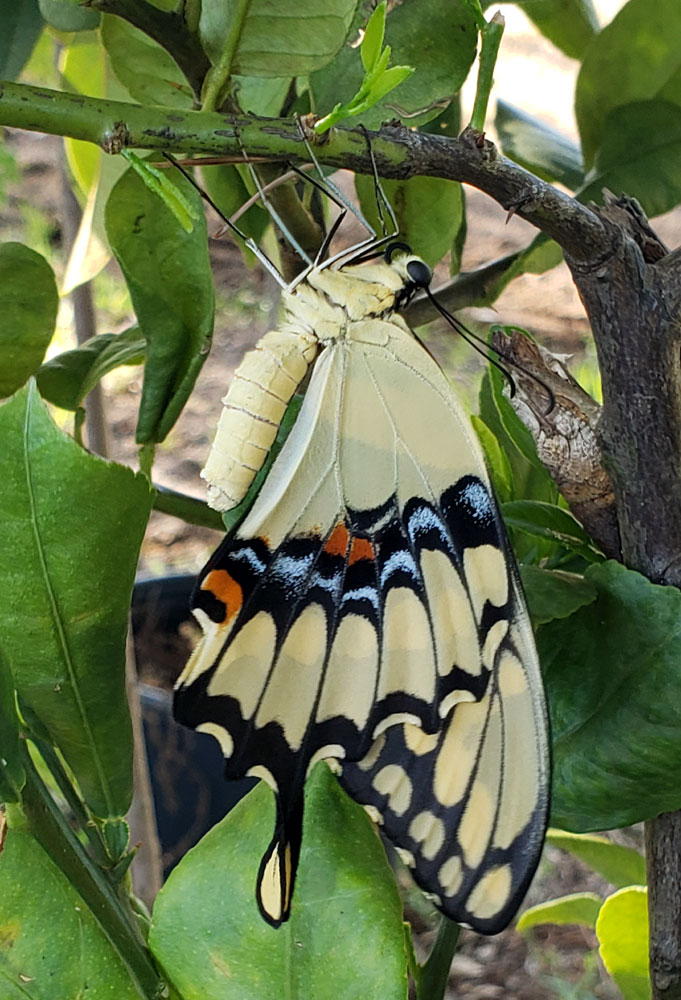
384 242 432 308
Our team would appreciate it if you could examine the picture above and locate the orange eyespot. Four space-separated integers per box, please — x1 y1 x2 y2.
202 569 244 625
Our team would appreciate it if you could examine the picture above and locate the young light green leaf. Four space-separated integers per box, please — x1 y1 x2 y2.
315 44 413 133
547 830 646 888
0 242 58 398
517 892 603 932
0 382 152 817
121 150 199 233
596 888 650 1000
0 647 25 804
149 764 407 1000
361 0 386 73
0 830 141 997
365 64 414 105
312 0 475 131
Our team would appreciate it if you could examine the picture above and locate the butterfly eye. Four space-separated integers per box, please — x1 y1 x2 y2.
406 258 431 288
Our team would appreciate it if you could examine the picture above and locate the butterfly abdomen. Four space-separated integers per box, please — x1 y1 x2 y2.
202 327 318 511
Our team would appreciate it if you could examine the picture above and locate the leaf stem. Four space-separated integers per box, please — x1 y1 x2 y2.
201 0 252 112
152 485 224 530
20 742 164 999
469 11 505 133
28 734 112 868
419 917 461 1000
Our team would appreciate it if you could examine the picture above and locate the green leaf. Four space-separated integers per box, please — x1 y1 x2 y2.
580 100 681 219
520 566 597 627
0 648 25 804
38 0 99 31
233 75 292 116
364 64 414 106
200 163 270 246
199 0 360 77
576 0 681 168
361 1 386 72
542 561 681 830
547 830 646 888
512 0 599 60
149 764 408 1000
0 0 43 80
596 887 651 1000
0 383 152 817
517 892 603 931
101 14 192 107
0 243 58 398
479 367 559 507
502 500 595 552
472 414 512 504
310 0 478 129
105 162 215 445
0 830 140 998
355 174 464 268
36 327 145 411
495 101 584 190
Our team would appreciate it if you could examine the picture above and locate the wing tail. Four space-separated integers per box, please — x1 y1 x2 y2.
256 794 304 927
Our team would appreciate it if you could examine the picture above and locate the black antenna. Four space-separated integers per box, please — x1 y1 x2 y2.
163 152 288 288
423 287 555 414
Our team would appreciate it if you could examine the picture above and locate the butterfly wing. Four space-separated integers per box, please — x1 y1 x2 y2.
175 310 549 927
341 568 549 934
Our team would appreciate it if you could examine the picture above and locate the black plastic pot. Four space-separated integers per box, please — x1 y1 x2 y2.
131 575 255 876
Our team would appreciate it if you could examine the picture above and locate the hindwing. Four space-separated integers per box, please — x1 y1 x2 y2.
175 273 549 929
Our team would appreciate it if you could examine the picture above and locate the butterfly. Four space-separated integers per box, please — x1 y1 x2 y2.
174 243 550 933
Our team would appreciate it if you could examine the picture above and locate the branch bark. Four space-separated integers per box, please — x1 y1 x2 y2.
563 201 681 1000
0 82 608 263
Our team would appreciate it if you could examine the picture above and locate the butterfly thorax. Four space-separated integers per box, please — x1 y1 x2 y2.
281 254 424 347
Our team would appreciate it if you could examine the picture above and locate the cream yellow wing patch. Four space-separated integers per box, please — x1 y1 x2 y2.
341 570 549 935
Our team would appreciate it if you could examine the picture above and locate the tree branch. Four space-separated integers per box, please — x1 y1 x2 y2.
0 81 609 264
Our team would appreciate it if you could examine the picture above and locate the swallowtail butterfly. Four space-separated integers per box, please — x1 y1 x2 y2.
174 241 550 933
